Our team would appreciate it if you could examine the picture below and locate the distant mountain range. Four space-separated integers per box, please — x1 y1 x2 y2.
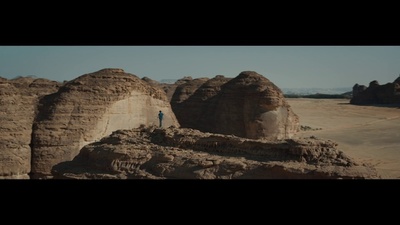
280 87 352 95
159 79 351 95
159 79 179 84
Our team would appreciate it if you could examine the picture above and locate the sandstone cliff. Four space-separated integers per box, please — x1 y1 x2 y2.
30 68 179 179
0 77 61 179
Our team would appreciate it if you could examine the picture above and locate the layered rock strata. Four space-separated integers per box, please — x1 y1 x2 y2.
31 69 179 179
0 77 61 179
171 71 300 140
51 125 380 179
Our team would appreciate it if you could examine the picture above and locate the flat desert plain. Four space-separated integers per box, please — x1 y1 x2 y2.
287 98 400 179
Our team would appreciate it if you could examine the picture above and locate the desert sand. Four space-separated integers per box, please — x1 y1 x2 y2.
287 98 400 179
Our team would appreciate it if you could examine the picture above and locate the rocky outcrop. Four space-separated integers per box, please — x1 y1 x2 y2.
0 77 61 179
142 76 195 102
51 125 379 179
31 68 179 179
352 83 367 97
171 71 300 140
350 77 400 105
170 76 210 103
6 69 387 180
171 75 229 129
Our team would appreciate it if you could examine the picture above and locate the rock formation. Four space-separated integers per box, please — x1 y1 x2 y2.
1 69 385 180
352 83 367 97
170 76 209 103
30 68 179 179
171 71 300 140
0 77 61 179
170 76 216 128
51 125 380 179
142 76 195 102
350 76 400 105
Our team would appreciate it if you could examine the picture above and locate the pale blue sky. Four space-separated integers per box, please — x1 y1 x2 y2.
0 46 399 89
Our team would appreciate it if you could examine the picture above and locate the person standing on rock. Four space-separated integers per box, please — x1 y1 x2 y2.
158 110 164 127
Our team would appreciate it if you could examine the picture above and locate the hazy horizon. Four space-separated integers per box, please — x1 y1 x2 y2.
1 46 399 89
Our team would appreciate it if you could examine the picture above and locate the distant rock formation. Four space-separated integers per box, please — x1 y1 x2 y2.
51 125 380 179
31 68 179 179
0 77 61 179
142 76 194 102
350 76 400 105
351 83 367 97
171 71 300 140
170 76 209 103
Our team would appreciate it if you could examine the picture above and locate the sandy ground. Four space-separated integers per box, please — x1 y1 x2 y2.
287 98 400 179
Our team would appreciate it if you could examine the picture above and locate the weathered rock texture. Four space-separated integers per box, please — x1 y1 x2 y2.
171 71 300 140
142 76 196 102
3 69 384 180
350 76 400 105
0 77 61 179
51 125 380 179
31 68 179 179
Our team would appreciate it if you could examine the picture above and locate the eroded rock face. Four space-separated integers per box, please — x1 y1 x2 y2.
351 77 400 105
51 126 379 179
31 68 179 179
0 77 61 179
170 77 210 103
171 71 300 140
141 76 184 102
171 75 228 130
